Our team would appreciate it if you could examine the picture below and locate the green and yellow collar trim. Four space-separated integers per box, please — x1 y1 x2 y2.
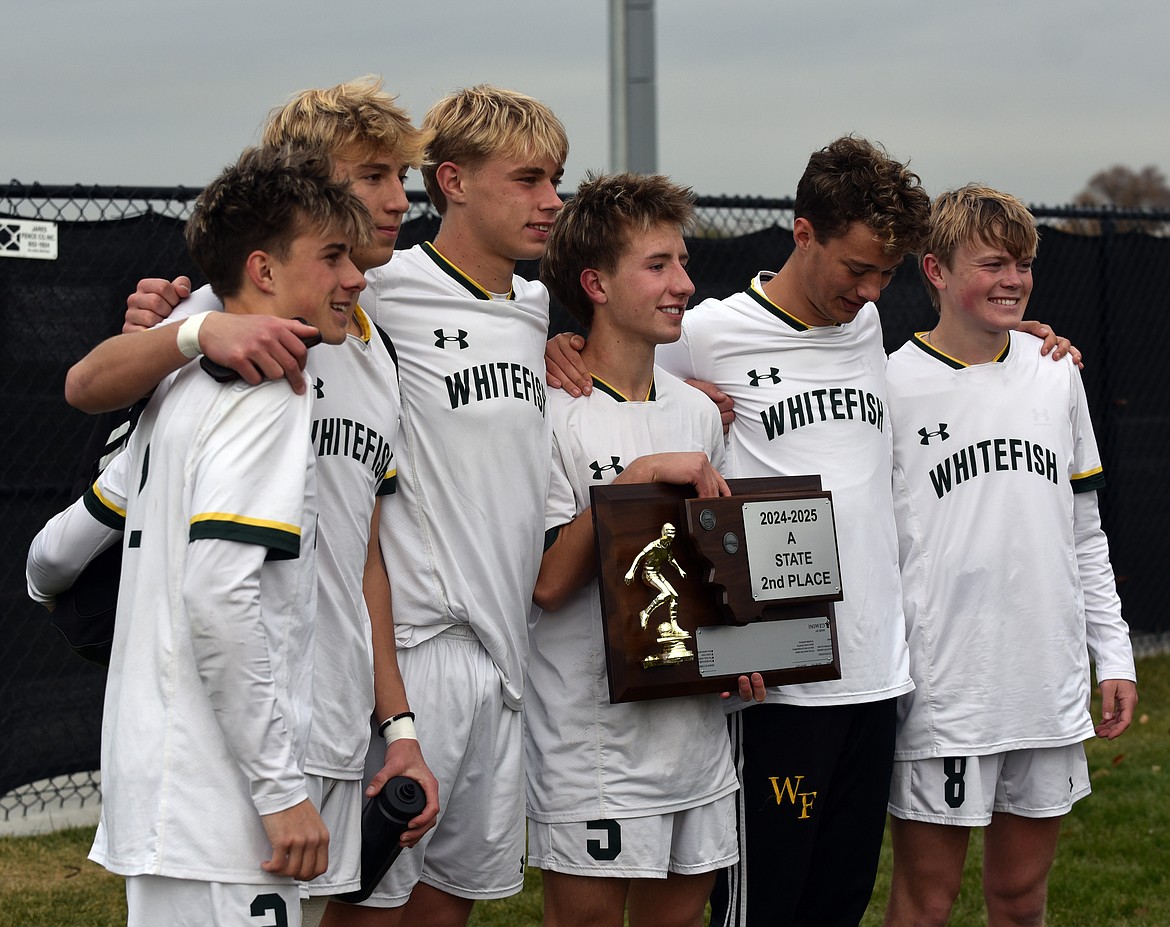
591 374 656 403
423 241 515 300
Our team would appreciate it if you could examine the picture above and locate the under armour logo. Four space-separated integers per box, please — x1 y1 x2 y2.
1033 408 1052 424
589 457 624 480
918 424 950 444
748 367 782 387
313 378 325 399
434 329 469 349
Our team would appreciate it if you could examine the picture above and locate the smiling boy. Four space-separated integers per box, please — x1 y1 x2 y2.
525 171 764 927
57 80 568 927
649 137 928 927
347 85 568 927
31 145 371 926
882 185 1137 927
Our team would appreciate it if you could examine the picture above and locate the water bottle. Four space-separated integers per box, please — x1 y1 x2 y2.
335 776 426 904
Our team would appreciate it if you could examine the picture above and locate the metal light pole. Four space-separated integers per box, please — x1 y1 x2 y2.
609 0 658 174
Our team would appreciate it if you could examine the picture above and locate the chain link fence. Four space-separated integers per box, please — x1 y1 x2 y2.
3 184 1168 822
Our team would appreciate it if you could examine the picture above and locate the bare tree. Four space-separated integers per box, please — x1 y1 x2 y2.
1065 164 1170 234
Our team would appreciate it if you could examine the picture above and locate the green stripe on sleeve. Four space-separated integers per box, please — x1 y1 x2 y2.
189 519 302 560
83 484 126 530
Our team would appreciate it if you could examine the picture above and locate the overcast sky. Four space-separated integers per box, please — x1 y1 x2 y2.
5 0 1168 206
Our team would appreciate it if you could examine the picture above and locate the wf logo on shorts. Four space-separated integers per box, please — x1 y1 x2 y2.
768 775 817 820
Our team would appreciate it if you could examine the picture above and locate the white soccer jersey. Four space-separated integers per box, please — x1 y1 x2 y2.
656 275 912 706
304 306 399 778
887 330 1135 759
174 287 401 778
90 361 318 884
525 369 740 823
366 243 552 709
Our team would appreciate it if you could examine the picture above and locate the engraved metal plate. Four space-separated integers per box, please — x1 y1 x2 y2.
695 615 835 676
741 497 841 602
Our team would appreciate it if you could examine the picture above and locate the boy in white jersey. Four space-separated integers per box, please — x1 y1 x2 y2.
529 171 767 927
658 136 927 927
882 185 1137 927
31 145 371 925
45 78 441 925
349 85 567 927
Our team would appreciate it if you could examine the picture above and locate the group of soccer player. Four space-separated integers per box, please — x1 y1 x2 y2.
25 73 1138 927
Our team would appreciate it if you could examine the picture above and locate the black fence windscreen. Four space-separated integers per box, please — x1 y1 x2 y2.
2 185 1167 804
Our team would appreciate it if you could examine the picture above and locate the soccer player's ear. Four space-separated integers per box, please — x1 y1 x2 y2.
792 216 815 253
435 162 467 206
580 268 607 305
922 253 946 291
246 250 278 294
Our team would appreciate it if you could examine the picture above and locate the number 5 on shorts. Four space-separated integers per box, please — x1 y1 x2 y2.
586 819 622 860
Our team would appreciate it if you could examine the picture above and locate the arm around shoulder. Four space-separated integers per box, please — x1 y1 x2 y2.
545 332 592 396
66 310 319 412
66 324 193 413
66 275 201 412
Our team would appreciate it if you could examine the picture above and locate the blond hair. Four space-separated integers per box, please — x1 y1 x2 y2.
262 75 430 168
922 184 1039 310
421 85 568 213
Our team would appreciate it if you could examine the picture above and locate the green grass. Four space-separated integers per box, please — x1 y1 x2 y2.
855 651 1170 927
4 653 1168 927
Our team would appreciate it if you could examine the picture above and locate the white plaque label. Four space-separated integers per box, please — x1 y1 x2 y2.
741 497 841 602
696 617 835 676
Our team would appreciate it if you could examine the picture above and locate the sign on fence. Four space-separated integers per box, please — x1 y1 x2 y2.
0 218 58 260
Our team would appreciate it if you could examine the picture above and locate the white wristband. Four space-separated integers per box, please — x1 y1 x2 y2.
176 311 211 358
382 716 418 743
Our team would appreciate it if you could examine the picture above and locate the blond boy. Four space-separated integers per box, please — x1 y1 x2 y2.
347 86 567 927
883 185 1137 927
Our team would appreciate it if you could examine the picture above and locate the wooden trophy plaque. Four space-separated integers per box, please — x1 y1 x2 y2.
590 476 842 702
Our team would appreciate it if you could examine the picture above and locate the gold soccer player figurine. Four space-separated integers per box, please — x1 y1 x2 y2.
625 523 694 667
